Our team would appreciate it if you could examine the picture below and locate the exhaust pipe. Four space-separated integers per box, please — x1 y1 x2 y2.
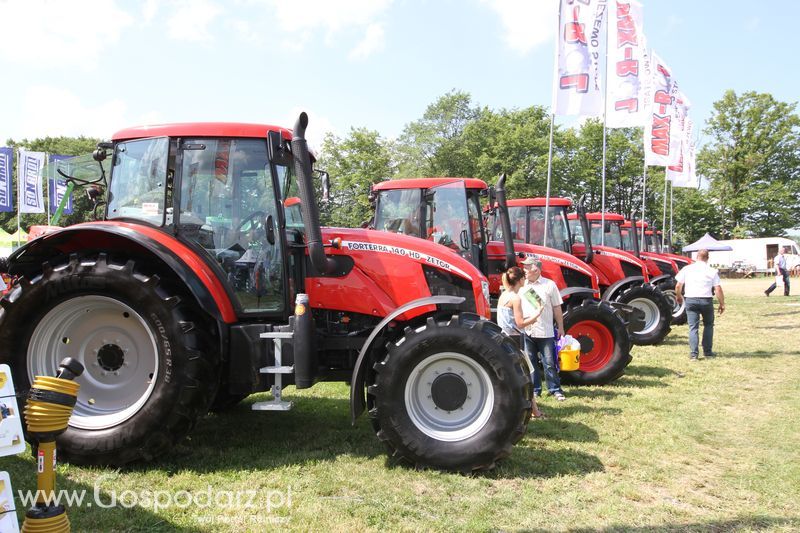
576 195 594 264
494 174 517 270
630 216 641 258
291 112 337 275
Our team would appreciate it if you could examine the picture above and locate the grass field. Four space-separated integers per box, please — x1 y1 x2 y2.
3 278 799 532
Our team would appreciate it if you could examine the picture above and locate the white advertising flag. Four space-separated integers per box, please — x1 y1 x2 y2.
644 52 683 166
17 150 45 213
553 0 607 117
606 0 648 127
668 117 699 188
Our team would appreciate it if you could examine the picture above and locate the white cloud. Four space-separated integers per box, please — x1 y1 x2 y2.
142 0 160 23
0 0 134 70
264 0 392 56
17 86 161 140
480 0 557 54
348 24 385 61
167 0 224 42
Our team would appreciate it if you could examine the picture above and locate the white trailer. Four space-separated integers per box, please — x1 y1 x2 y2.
695 237 799 272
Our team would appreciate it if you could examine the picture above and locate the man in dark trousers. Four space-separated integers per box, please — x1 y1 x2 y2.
675 249 726 360
765 246 791 296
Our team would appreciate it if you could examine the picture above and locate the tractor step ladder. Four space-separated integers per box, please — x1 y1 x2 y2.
252 331 295 411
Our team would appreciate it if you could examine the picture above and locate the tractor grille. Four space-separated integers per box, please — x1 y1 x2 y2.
423 265 476 313
654 260 675 277
621 260 644 279
561 266 593 289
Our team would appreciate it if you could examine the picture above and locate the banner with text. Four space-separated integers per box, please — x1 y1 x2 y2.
553 0 607 117
0 148 13 212
18 150 45 213
606 0 649 127
48 154 74 214
668 117 699 188
643 52 683 166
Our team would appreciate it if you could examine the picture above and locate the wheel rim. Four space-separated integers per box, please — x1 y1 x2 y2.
627 297 660 335
404 352 494 442
661 289 685 318
568 320 614 372
27 295 159 430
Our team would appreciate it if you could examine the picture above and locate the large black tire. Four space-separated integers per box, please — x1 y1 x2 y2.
0 253 220 466
560 300 632 386
368 314 532 472
656 278 687 325
613 283 672 345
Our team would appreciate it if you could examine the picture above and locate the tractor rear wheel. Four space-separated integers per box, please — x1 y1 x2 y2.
614 283 672 345
0 253 219 466
656 278 687 325
368 314 531 472
560 300 632 386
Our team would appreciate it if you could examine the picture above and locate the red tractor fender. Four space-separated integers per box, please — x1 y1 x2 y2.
349 294 466 422
4 222 237 323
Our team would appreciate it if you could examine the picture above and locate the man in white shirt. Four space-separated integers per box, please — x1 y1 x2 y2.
519 256 567 400
765 246 790 296
675 249 725 360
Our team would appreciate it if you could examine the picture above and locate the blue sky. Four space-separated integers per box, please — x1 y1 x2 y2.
1 0 797 151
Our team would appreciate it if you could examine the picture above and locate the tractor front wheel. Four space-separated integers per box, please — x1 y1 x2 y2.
656 278 687 325
560 300 632 386
0 253 219 466
368 314 531 472
613 283 672 345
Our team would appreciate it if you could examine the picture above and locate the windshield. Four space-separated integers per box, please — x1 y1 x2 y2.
587 219 622 248
426 181 472 258
494 205 571 252
374 188 422 236
620 228 635 252
108 137 169 224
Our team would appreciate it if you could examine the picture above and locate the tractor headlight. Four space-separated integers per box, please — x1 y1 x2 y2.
481 280 490 307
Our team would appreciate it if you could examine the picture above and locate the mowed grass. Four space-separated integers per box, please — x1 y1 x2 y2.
3 278 799 531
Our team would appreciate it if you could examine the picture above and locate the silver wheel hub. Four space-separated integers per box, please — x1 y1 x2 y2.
627 297 660 334
404 352 494 442
662 289 685 318
27 295 159 430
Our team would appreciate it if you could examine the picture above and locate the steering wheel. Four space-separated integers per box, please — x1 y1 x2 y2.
234 211 267 236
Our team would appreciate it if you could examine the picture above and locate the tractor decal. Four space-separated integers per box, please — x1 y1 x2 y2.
342 240 472 280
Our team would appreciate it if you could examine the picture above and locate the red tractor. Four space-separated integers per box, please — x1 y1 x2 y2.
369 177 635 386
0 114 533 472
620 219 691 324
502 197 671 345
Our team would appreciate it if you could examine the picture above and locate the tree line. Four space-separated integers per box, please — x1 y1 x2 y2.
4 89 798 246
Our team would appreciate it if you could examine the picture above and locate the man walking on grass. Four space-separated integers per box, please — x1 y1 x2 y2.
675 249 725 360
765 246 791 297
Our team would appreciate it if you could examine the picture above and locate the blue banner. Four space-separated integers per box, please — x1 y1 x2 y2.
0 148 13 212
49 154 73 215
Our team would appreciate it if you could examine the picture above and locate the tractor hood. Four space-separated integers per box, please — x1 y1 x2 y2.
486 241 596 280
315 227 491 319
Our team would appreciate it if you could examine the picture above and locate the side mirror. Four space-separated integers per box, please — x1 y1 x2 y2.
268 130 292 166
317 170 331 202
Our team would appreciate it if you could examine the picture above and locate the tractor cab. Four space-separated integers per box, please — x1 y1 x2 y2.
106 126 294 316
490 198 574 254
372 178 488 273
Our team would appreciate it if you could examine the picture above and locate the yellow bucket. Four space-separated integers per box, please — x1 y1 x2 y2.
559 348 581 372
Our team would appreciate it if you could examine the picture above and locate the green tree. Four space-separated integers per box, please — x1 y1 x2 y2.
699 90 800 237
395 90 482 177
0 136 101 234
316 127 396 227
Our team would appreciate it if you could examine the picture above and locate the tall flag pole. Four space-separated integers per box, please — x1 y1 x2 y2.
669 179 674 250
640 165 647 251
661 178 668 251
544 0 563 248
600 0 609 246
